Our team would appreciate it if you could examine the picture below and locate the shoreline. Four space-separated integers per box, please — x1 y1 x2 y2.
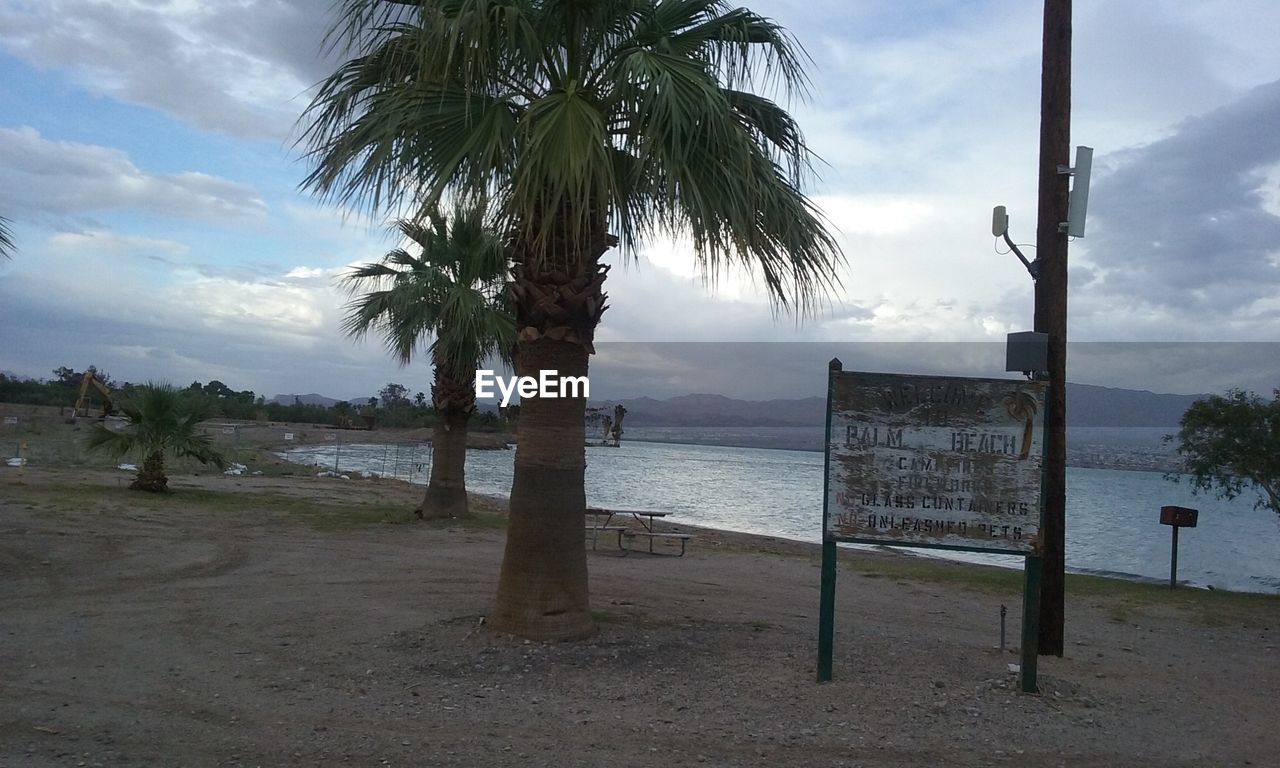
274 439 1263 595
219 414 1180 474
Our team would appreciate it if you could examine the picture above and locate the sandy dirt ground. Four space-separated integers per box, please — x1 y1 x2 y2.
1 463 1278 768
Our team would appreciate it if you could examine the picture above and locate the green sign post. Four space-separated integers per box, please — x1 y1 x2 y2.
817 359 1047 694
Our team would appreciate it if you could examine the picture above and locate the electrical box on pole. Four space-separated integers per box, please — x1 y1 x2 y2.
1006 332 1049 374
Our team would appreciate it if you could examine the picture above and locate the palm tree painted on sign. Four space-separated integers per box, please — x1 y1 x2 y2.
301 0 843 639
84 383 226 492
342 204 513 520
1004 390 1039 460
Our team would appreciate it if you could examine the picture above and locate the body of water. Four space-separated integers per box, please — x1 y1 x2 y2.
285 438 1279 594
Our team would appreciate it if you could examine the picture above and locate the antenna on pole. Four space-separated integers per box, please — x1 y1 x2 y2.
1058 145 1093 237
993 205 1039 280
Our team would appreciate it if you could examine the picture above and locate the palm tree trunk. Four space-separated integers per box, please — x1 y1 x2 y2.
131 451 168 493
491 221 613 641
420 362 476 520
420 408 470 518
491 337 594 640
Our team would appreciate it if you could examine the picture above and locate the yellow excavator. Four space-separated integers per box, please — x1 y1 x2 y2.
68 370 113 423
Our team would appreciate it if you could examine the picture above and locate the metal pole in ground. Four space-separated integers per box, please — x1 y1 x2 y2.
1170 526 1180 588
1021 555 1042 693
816 357 841 683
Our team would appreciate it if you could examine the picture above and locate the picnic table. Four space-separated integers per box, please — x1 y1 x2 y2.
585 507 692 556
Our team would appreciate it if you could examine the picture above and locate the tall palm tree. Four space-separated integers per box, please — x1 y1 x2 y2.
342 203 513 520
302 0 843 639
84 383 226 492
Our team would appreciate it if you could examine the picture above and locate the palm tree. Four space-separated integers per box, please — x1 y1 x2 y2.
0 217 14 260
302 0 842 639
84 383 226 492
342 204 513 520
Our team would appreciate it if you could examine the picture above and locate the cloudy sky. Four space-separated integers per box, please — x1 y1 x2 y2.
2 0 1278 401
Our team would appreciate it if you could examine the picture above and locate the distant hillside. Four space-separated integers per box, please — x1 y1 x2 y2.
592 383 1204 428
1065 383 1204 427
282 382 1204 427
271 393 342 407
600 393 825 427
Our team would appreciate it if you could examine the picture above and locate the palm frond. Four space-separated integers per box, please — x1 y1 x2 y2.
0 216 14 260
303 0 843 314
339 204 513 371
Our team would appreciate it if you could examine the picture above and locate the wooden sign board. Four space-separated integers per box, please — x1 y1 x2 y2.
1159 505 1198 528
826 372 1045 555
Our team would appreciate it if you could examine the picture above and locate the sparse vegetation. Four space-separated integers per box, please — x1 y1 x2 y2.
0 367 515 432
837 548 1277 627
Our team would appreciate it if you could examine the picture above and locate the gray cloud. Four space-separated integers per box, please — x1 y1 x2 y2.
1082 79 1280 320
0 127 267 223
1075 0 1233 129
0 0 333 140
0 264 401 400
4 0 1279 400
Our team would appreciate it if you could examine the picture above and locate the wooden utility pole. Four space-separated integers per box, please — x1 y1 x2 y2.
1034 0 1071 656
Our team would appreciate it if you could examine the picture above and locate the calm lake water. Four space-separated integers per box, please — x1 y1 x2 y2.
285 438 1280 594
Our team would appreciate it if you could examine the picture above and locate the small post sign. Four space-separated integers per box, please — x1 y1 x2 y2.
818 361 1048 693
1159 505 1198 588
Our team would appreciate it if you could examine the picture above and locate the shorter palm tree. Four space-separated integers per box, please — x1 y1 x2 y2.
84 383 226 492
342 202 513 519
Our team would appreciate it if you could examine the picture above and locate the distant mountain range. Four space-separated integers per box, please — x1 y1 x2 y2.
276 382 1205 428
271 393 344 407
590 383 1206 429
1062 384 1206 428
596 393 825 427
